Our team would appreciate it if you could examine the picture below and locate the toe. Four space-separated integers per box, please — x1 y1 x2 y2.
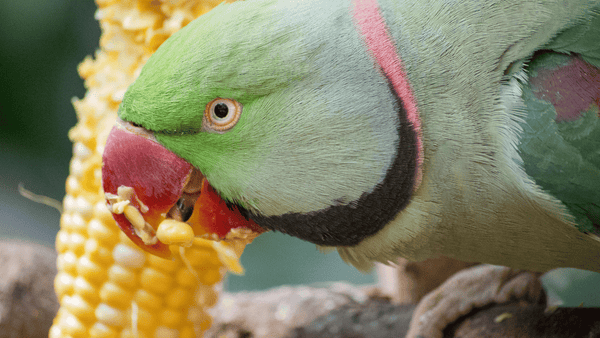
406 265 545 338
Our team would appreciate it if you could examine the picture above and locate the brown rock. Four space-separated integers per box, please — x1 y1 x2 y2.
446 302 600 338
206 283 372 338
0 240 58 338
289 297 415 338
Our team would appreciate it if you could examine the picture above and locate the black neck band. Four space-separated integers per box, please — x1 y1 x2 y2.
243 78 418 246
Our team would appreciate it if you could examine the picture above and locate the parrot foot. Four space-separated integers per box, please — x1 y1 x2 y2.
406 265 545 338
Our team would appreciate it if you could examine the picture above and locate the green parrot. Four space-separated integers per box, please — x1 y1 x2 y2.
102 0 600 281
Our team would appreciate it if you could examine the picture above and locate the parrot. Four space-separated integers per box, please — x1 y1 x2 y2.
101 0 600 335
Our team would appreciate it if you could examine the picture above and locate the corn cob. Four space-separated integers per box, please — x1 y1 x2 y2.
50 1 244 337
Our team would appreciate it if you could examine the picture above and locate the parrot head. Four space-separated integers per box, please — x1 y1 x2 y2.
102 0 421 259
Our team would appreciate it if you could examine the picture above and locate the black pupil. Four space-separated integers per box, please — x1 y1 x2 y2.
214 103 229 119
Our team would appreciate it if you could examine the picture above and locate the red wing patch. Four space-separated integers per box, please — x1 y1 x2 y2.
530 55 600 122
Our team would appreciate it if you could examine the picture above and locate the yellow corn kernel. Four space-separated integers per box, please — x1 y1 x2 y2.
77 256 108 283
175 268 199 288
165 287 192 309
74 277 101 304
56 230 70 252
94 201 119 224
187 307 212 332
197 267 223 286
179 327 196 338
88 218 120 245
95 303 127 327
134 289 163 311
89 323 119 338
179 246 220 268
139 267 173 294
63 294 96 322
135 307 156 330
61 311 88 337
51 1 250 337
156 219 194 247
107 264 138 290
146 251 180 273
196 285 218 308
161 308 184 327
57 251 78 275
99 282 134 309
112 244 146 269
55 272 75 299
69 232 87 256
154 326 179 338
85 238 113 266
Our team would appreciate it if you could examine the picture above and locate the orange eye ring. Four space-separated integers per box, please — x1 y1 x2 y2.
203 98 242 132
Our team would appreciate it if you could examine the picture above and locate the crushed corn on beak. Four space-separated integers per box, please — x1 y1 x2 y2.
107 187 158 246
51 1 244 337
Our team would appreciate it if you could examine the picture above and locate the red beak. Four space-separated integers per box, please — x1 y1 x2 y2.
101 120 264 258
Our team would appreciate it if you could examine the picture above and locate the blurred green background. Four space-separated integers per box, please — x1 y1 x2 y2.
1 0 598 306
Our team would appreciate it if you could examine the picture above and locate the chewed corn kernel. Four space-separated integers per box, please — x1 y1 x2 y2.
107 189 157 245
157 219 194 247
123 205 145 231
52 0 250 337
211 240 245 274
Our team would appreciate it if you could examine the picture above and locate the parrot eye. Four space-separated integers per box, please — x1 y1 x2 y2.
203 98 242 133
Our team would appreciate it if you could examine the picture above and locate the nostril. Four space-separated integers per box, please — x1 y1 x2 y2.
177 197 194 222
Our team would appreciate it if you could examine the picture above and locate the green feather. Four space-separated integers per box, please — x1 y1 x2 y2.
120 0 401 216
543 9 600 67
116 0 600 272
518 10 600 234
519 76 600 233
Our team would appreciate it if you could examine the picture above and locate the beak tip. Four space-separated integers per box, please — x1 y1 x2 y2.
102 123 192 259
